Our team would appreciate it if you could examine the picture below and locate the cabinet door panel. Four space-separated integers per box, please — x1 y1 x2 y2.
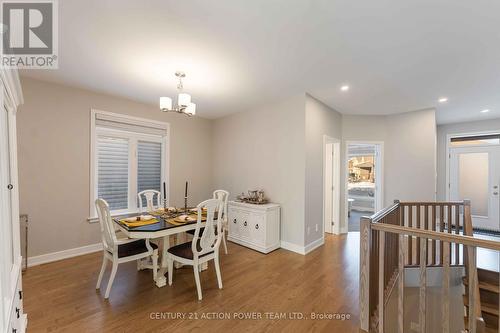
238 211 251 240
250 214 266 245
228 208 240 238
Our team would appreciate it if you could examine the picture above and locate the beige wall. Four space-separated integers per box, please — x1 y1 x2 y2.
212 94 306 247
17 77 214 257
342 109 437 217
17 77 441 257
436 118 500 200
304 94 342 245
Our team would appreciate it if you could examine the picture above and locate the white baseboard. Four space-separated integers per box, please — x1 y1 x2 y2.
28 243 102 267
304 237 324 254
280 237 324 255
280 240 306 255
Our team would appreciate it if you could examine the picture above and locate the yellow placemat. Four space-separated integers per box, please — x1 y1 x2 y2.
119 218 158 228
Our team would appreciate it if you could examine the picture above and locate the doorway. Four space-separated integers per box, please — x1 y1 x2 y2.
345 142 383 232
447 133 500 231
323 136 341 235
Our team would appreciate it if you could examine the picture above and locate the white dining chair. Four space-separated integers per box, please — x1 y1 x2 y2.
137 189 162 213
187 189 229 254
213 190 229 254
95 198 158 299
167 198 224 300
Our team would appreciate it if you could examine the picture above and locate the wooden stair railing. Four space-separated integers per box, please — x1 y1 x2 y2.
360 200 499 333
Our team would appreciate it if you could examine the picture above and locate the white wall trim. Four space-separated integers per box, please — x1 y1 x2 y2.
323 135 341 236
280 237 324 255
304 237 325 254
28 243 102 267
280 241 306 255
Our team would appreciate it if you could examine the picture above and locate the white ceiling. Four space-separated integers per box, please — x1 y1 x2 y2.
21 0 500 123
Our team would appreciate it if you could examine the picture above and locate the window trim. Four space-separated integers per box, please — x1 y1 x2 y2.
89 109 170 222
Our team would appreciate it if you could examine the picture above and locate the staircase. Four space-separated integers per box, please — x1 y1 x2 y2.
464 268 499 333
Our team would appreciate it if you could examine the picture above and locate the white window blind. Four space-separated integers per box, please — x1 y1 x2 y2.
91 110 169 217
137 140 162 207
97 136 129 211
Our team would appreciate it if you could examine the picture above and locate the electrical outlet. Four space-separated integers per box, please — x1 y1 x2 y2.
315 224 318 232
307 226 310 235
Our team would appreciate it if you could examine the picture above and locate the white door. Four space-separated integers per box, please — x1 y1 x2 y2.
325 143 334 234
449 146 500 230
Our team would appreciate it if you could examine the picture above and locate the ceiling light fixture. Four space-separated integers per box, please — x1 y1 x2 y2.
480 109 490 113
340 85 350 92
160 71 196 116
438 97 448 103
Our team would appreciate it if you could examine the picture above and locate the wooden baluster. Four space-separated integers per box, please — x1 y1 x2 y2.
398 234 405 333
419 236 427 333
424 205 429 265
467 245 477 333
447 205 452 265
359 217 371 332
408 205 413 265
440 205 444 264
432 205 436 265
455 204 460 265
379 231 385 333
416 205 421 265
442 241 450 333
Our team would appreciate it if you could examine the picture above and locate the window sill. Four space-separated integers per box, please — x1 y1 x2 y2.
87 210 140 223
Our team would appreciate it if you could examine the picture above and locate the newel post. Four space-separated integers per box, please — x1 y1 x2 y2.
360 216 372 332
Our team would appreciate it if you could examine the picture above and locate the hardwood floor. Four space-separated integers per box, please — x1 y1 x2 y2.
23 233 361 332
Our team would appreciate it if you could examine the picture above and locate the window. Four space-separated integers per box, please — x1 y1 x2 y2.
91 110 169 217
450 134 500 147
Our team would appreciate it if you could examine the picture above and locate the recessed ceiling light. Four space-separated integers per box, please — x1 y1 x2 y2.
438 97 448 103
340 85 350 92
480 109 490 113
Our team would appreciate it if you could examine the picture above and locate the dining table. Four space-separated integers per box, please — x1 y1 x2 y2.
113 211 207 288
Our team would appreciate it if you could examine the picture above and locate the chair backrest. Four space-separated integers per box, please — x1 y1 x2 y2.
138 190 162 212
213 189 229 219
191 198 224 258
95 198 118 252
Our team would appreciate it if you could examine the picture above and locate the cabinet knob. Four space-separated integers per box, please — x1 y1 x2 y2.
15 307 19 318
244 221 247 226
255 224 259 229
18 290 22 300
233 219 236 224
12 329 17 333
7 184 13 190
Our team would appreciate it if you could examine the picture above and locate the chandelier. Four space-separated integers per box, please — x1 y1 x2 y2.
160 71 196 116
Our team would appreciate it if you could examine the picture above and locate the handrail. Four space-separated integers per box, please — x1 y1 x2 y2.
371 223 500 251
360 199 493 333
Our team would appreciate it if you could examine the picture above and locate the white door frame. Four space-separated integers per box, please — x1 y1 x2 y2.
323 136 341 235
445 130 500 201
344 141 384 233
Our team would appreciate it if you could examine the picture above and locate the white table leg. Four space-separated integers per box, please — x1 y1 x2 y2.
155 235 170 288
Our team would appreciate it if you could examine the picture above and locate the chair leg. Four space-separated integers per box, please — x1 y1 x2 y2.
193 263 203 300
152 250 158 281
214 255 223 289
167 257 173 286
104 262 118 299
222 232 228 255
137 259 142 271
96 255 108 290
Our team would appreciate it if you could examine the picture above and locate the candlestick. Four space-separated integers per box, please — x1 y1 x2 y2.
184 181 188 213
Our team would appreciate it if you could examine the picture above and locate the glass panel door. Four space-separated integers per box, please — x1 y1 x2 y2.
450 146 500 230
